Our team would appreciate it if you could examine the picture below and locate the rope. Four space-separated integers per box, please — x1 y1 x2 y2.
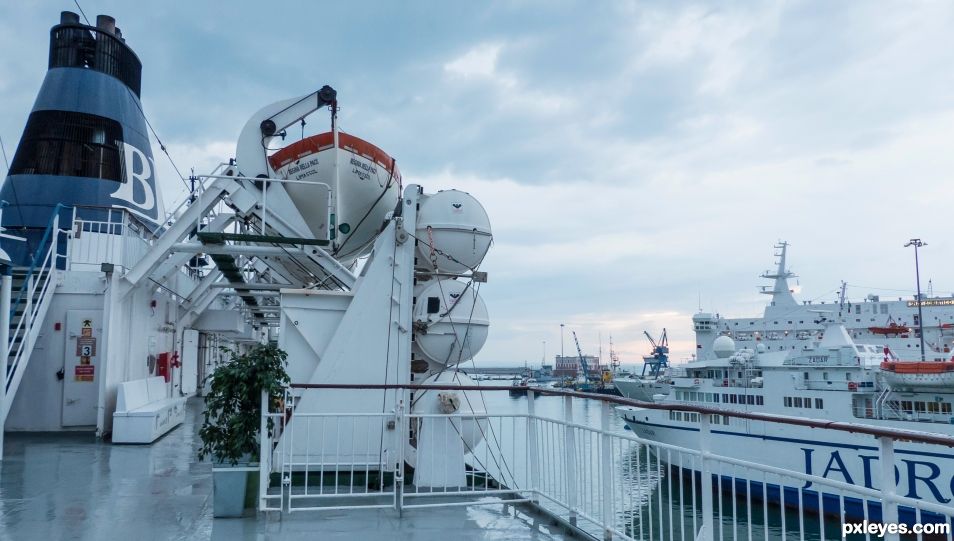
73 0 91 25
122 86 190 192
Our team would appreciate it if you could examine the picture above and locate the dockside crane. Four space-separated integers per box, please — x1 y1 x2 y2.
642 328 670 379
571 330 592 383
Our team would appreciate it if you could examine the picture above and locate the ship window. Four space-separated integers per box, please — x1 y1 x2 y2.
784 397 792 407
901 401 913 414
815 398 823 409
426 297 440 314
914 402 926 413
927 402 939 414
794 397 803 408
713 394 719 403
855 305 860 314
942 403 952 414
9 110 124 181
757 396 764 405
746 395 754 405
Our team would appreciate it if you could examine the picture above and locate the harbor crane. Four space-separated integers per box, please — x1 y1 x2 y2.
642 329 669 379
571 330 591 382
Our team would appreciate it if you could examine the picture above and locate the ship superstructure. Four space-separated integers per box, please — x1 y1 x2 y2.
693 242 954 362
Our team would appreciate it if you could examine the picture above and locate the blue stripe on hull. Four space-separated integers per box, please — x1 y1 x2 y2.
671 466 951 527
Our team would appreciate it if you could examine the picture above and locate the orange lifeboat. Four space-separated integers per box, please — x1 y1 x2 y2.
880 360 954 388
868 322 911 336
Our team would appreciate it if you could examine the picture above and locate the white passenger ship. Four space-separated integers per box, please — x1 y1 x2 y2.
694 242 954 363
620 316 954 522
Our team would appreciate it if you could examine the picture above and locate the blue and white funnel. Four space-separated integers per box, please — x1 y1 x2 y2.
0 11 163 265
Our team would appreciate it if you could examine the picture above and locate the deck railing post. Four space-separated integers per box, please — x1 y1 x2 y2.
23 274 33 341
527 389 540 503
563 394 578 526
395 399 405 517
700 413 714 541
600 401 614 540
878 436 900 541
0 266 11 461
259 389 269 512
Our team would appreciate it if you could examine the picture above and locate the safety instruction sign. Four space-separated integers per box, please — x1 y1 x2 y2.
75 319 96 382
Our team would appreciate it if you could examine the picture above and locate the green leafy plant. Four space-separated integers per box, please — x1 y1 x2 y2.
198 343 290 465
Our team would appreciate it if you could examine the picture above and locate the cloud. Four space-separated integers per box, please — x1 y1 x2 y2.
4 1 954 366
444 43 506 80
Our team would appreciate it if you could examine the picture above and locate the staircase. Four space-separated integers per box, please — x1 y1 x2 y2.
2 216 65 420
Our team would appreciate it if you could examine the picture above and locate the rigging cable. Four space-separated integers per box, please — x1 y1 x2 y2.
122 86 191 192
73 0 91 25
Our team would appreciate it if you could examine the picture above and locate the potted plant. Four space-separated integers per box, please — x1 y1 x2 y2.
198 343 289 517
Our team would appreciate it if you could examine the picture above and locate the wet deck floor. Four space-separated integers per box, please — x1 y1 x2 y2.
0 398 570 540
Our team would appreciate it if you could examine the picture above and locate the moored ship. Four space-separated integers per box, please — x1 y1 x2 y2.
620 316 954 522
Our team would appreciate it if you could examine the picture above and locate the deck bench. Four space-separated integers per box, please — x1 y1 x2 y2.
112 376 186 443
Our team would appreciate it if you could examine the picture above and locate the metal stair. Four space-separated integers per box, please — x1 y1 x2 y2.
2 215 65 420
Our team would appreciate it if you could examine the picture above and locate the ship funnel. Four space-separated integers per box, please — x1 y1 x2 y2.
0 12 161 266
96 14 116 35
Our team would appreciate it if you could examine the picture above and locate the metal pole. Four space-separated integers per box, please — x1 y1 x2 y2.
0 266 12 460
259 389 269 512
878 436 900 541
559 324 564 361
527 390 540 503
700 413 714 541
563 394 577 526
906 239 927 361
599 401 614 540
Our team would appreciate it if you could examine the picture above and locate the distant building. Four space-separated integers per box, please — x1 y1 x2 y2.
554 355 607 377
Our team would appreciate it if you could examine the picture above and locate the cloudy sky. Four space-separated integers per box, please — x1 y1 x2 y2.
2 1 953 366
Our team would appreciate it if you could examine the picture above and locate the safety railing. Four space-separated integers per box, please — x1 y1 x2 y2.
4 212 68 409
260 383 954 541
68 206 159 271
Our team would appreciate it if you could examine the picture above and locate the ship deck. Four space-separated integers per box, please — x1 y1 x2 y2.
0 399 572 540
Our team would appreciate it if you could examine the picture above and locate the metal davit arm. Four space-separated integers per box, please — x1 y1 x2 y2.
234 86 337 180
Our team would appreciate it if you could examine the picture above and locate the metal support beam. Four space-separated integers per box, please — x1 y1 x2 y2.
0 267 11 460
153 213 236 285
122 176 241 294
172 244 310 257
211 282 289 290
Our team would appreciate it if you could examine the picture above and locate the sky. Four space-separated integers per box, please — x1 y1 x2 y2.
1 1 953 367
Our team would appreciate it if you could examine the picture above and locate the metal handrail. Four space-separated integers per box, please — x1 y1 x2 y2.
287 382 954 448
9 203 69 318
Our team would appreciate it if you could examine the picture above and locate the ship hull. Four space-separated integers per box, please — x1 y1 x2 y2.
620 407 954 524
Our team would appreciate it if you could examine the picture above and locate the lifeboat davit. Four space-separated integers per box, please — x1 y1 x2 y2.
880 360 954 388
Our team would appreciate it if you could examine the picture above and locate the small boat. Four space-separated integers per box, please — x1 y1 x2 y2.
869 318 911 336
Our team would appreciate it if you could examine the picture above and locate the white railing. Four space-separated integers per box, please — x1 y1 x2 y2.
259 384 954 541
68 207 158 271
